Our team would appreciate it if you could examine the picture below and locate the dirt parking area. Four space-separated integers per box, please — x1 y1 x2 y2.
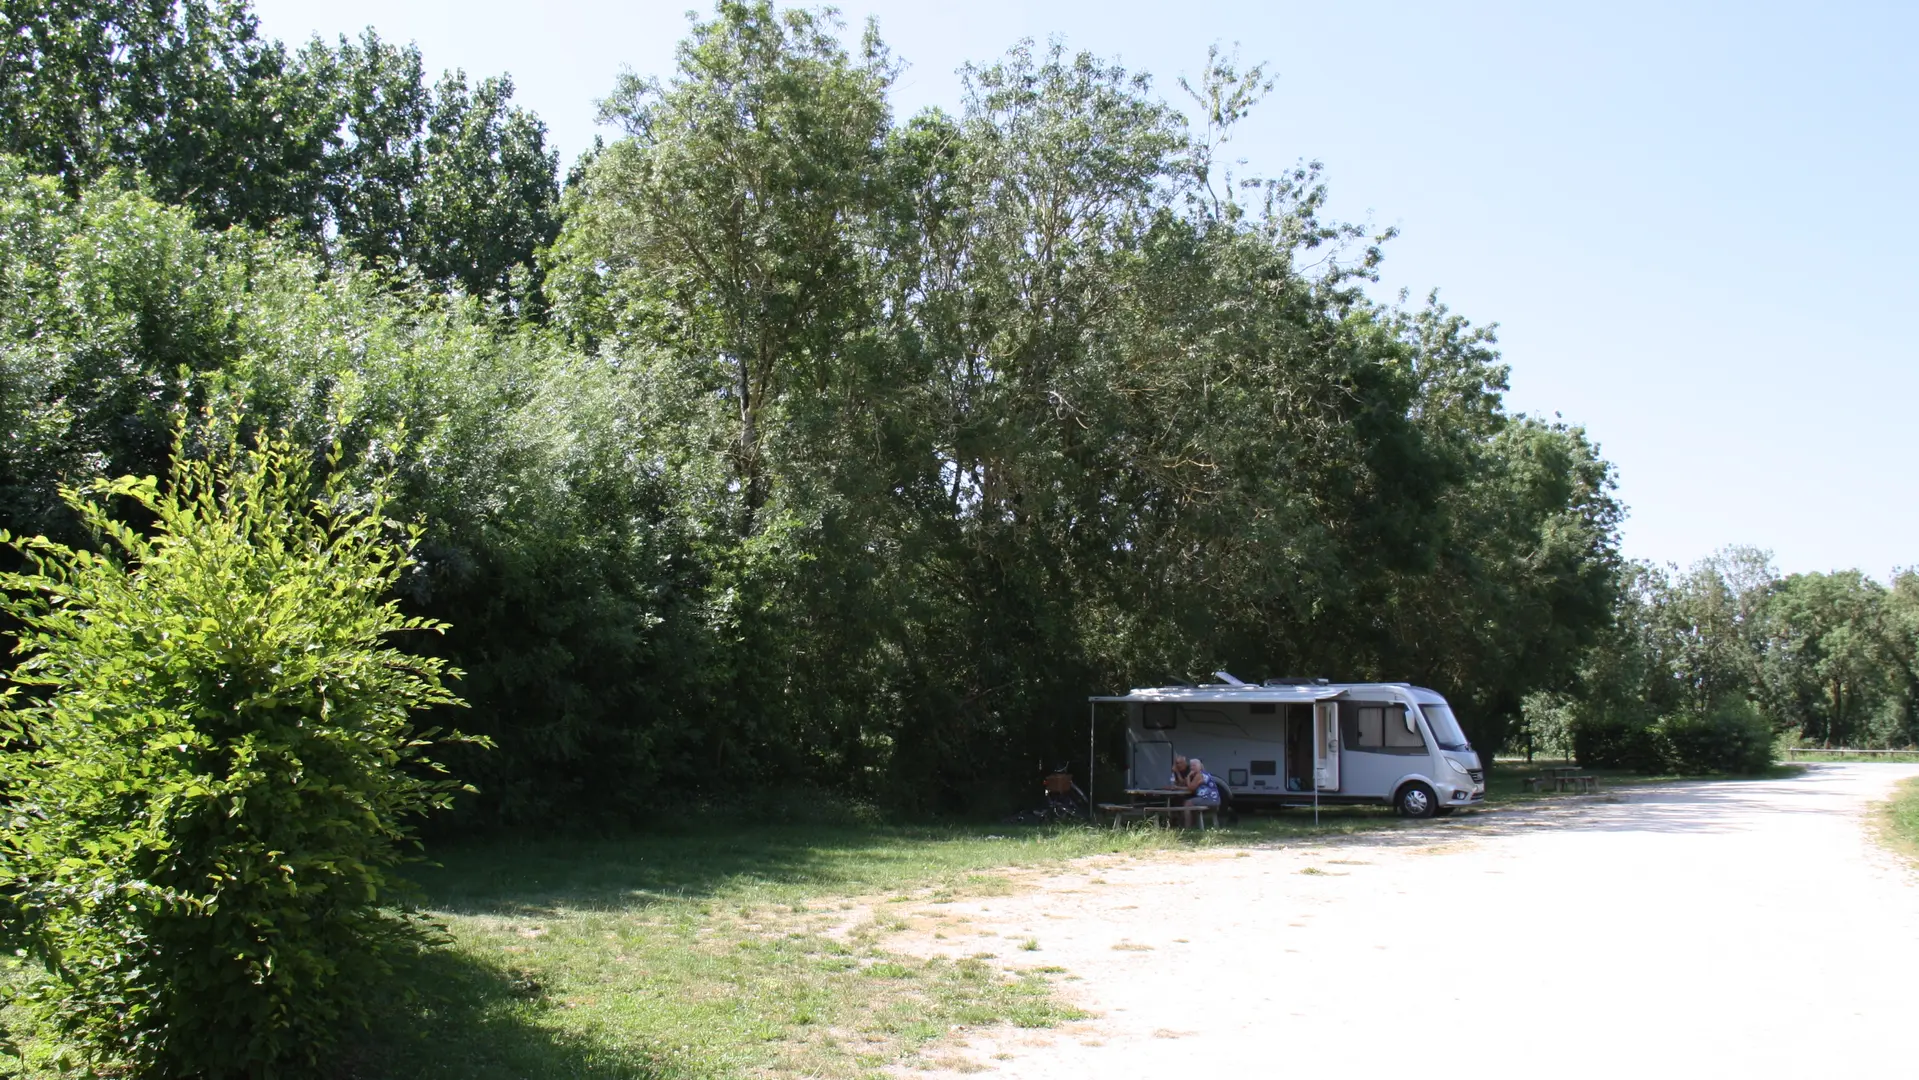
885 764 1919 1079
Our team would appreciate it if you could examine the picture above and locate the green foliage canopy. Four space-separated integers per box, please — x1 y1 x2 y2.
545 7 1625 803
0 0 560 302
0 0 1638 824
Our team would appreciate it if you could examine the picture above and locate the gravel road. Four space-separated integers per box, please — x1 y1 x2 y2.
888 764 1919 1079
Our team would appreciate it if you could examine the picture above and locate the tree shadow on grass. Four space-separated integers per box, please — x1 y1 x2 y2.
407 805 1434 919
338 946 675 1080
408 821 1053 917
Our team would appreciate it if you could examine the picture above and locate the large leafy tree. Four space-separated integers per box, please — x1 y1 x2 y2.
309 32 561 303
559 0 893 529
1759 569 1902 746
863 42 1199 789
549 1 900 776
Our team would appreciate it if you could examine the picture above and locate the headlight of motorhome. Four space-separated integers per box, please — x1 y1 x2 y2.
1444 757 1472 776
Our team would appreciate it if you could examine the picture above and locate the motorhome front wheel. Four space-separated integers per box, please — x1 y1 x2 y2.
1396 782 1438 819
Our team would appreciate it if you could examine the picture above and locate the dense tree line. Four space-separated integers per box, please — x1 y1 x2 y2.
1 0 1634 829
1531 549 1919 767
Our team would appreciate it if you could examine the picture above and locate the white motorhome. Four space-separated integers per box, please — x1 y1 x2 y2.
1090 676 1485 817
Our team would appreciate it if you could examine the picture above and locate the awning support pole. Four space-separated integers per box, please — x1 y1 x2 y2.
1087 701 1097 822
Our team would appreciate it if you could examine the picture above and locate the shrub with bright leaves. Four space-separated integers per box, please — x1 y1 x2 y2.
0 424 473 1078
1656 699 1776 775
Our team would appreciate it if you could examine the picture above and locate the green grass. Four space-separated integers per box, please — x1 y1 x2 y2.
1 765 1767 1078
0 811 1415 1080
0 761 1837 1078
0 787 1603 1078
1880 777 1919 864
1 778 1688 1079
354 814 1418 1078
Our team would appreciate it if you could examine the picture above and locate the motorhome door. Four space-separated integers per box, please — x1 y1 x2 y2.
1133 739 1173 791
1313 700 1340 791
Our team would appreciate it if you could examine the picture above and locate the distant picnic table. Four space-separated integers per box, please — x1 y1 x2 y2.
1524 766 1599 794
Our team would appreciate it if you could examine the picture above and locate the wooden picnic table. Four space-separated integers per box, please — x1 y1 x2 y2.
1105 788 1216 828
1525 768 1599 794
1101 801 1217 829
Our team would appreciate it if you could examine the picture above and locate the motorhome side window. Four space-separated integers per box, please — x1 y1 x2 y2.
1345 706 1383 748
1342 703 1424 754
1382 704 1425 750
1142 703 1177 730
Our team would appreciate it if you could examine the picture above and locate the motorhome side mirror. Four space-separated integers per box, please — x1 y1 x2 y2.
1404 715 1417 733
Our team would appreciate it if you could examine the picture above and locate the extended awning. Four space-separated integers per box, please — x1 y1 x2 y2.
1088 684 1345 705
1084 681 1358 810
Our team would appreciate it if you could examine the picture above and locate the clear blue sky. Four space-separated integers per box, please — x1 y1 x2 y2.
253 0 1918 579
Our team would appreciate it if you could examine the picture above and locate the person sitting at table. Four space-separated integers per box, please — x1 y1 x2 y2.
1169 754 1191 789
1183 757 1222 808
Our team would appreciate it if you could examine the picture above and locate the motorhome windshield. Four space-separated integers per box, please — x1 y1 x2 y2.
1420 703 1471 751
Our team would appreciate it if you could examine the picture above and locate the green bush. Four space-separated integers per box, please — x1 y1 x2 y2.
0 425 472 1077
1656 699 1775 775
1570 709 1663 771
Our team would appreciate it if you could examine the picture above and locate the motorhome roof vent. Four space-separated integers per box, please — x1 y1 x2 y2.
1263 677 1331 686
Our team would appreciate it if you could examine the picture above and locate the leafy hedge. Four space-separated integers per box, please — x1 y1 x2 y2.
0 425 472 1077
1570 709 1666 772
1656 700 1774 775
1571 699 1775 775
